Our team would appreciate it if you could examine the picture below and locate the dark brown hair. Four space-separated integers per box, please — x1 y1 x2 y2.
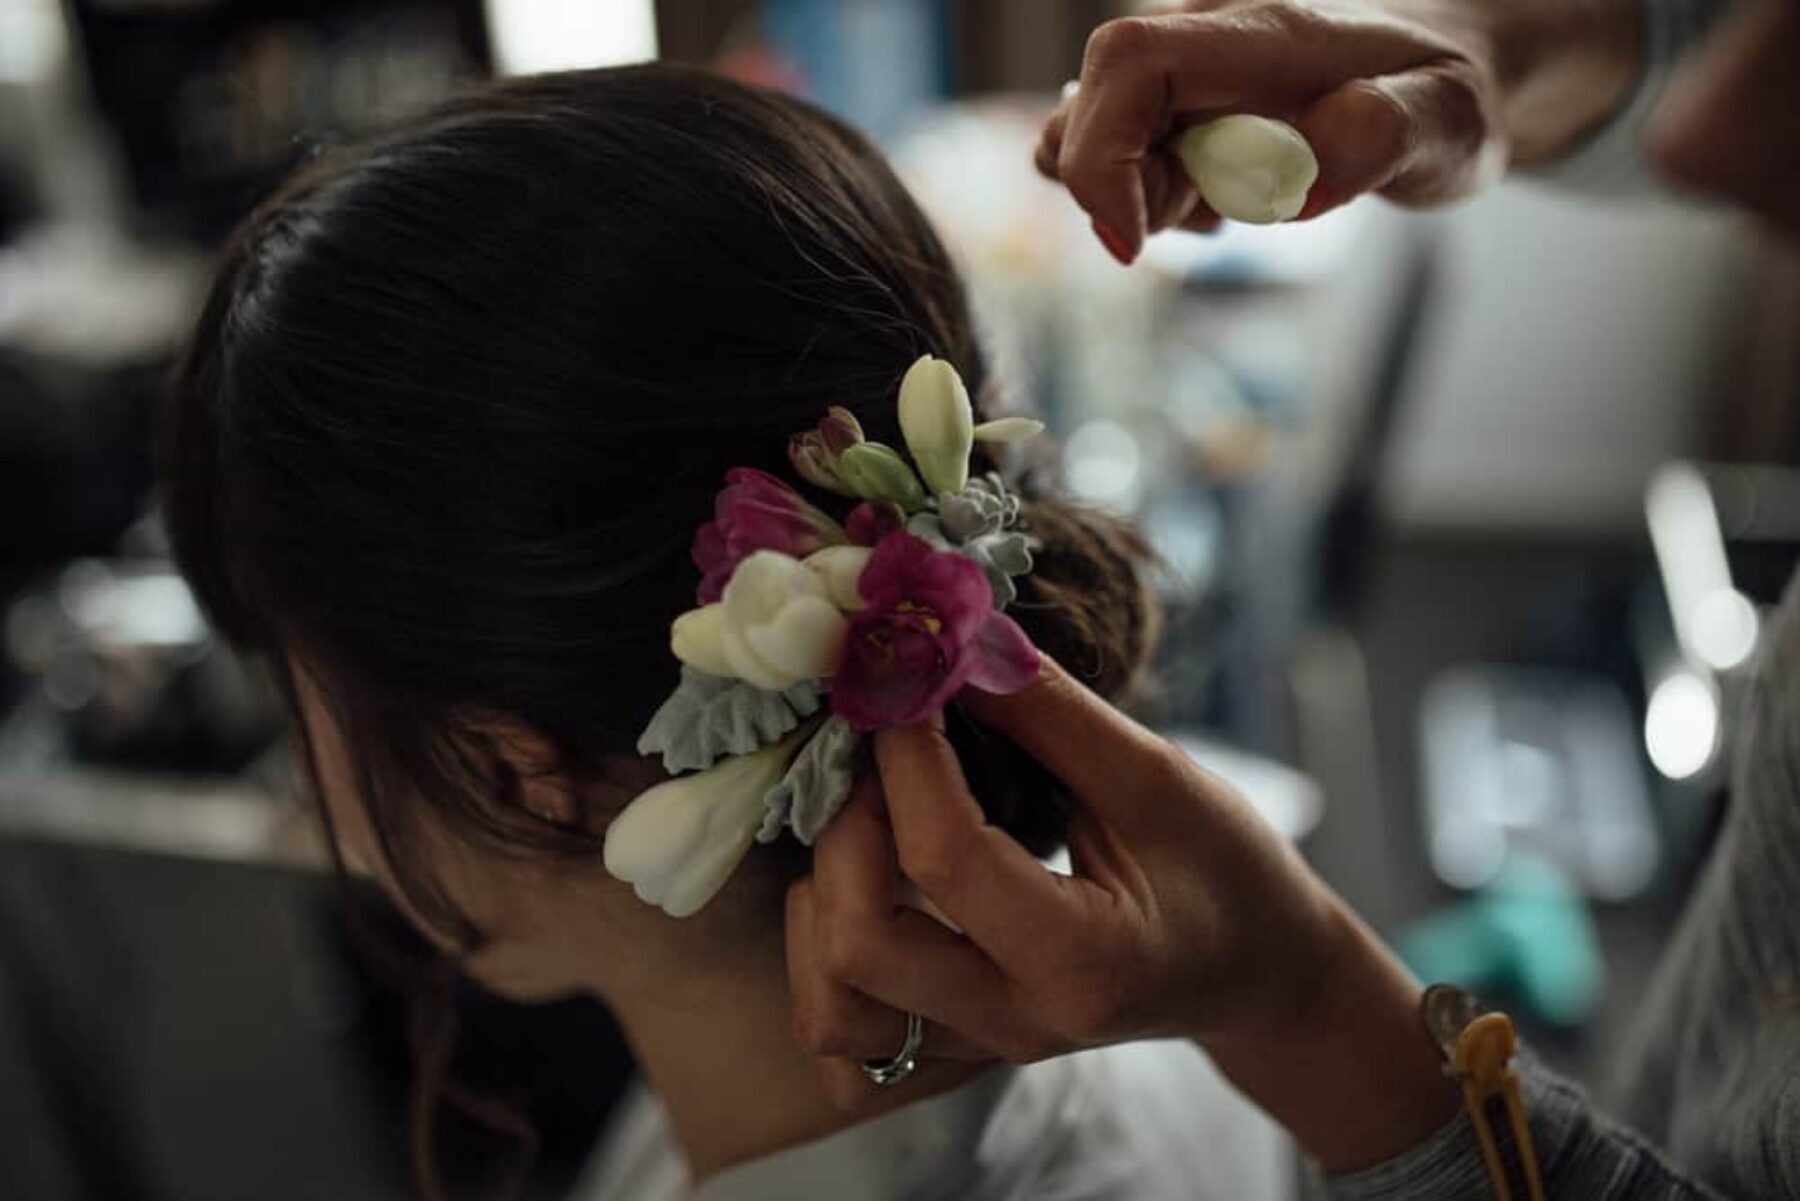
162 63 1154 1194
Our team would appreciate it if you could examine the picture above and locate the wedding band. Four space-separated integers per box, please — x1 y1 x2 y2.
860 1012 925 1087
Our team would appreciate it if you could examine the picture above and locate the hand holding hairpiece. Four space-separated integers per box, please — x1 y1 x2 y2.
604 357 1046 917
1061 79 1319 227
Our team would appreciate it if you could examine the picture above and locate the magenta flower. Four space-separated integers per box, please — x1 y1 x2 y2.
692 469 846 603
844 500 906 547
831 533 1040 730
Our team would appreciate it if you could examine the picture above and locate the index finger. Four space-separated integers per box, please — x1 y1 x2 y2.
872 719 1103 965
957 654 1180 837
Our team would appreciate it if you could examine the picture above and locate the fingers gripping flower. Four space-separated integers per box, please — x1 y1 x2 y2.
1173 115 1320 226
618 354 1047 917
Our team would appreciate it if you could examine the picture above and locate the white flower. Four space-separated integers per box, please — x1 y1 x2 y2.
603 730 805 918
719 551 847 690
973 417 1045 444
1174 115 1319 225
670 604 734 677
897 355 975 497
805 545 872 611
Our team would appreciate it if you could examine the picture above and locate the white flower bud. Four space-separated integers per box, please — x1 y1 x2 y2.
897 355 975 497
805 545 873 611
743 595 846 682
670 605 735 678
719 551 845 690
1174 115 1319 226
973 417 1045 444
603 730 804 918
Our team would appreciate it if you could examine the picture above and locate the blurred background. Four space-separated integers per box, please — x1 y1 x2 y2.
1 1 1797 1198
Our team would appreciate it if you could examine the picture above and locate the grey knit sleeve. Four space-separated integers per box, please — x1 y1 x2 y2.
1532 0 1733 196
1317 1057 1725 1201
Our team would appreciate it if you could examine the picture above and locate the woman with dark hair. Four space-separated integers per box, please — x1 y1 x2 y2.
162 64 1284 1199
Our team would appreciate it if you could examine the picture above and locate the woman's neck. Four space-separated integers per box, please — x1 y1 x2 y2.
601 939 981 1184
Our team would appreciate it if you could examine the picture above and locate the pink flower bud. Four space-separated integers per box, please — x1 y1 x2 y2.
844 500 907 547
692 468 847 603
819 407 865 455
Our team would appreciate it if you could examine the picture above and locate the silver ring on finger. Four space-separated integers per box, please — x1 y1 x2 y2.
860 1012 925 1087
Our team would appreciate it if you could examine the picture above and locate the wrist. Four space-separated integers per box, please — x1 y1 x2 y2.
1195 900 1460 1174
1409 0 1644 166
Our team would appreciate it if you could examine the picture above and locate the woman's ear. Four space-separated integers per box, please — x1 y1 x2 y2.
466 718 582 828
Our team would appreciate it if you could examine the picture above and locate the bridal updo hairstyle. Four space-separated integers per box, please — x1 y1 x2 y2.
164 64 1154 969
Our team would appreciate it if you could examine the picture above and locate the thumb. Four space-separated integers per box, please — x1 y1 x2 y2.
1296 63 1498 219
1293 77 1412 219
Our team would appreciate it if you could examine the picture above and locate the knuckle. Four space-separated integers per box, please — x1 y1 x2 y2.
784 877 815 927
1428 64 1492 153
1142 738 1199 803
1265 1 1329 42
790 1005 829 1054
1082 17 1155 74
819 916 880 983
900 836 966 896
1056 140 1085 193
793 1008 856 1058
1367 86 1417 162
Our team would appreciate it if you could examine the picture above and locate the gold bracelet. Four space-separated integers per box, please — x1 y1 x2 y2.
1422 984 1546 1201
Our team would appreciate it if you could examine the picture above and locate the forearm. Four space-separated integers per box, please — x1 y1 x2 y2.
1196 902 1459 1174
1394 0 1645 166
1192 899 1726 1198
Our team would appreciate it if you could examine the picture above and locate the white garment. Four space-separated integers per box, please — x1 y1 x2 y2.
572 1040 1290 1201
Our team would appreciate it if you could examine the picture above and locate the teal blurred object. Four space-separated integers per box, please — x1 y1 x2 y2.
763 0 950 142
1397 852 1605 1028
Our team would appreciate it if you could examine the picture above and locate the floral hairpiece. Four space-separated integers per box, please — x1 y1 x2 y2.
602 356 1045 917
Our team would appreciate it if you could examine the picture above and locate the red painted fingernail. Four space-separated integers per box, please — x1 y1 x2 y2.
1296 184 1329 223
1091 219 1136 265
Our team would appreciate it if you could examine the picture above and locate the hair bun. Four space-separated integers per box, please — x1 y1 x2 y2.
947 491 1159 855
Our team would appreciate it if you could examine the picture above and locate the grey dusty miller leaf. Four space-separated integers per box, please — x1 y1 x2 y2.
937 472 1021 543
907 512 1034 610
637 668 822 775
758 717 862 846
